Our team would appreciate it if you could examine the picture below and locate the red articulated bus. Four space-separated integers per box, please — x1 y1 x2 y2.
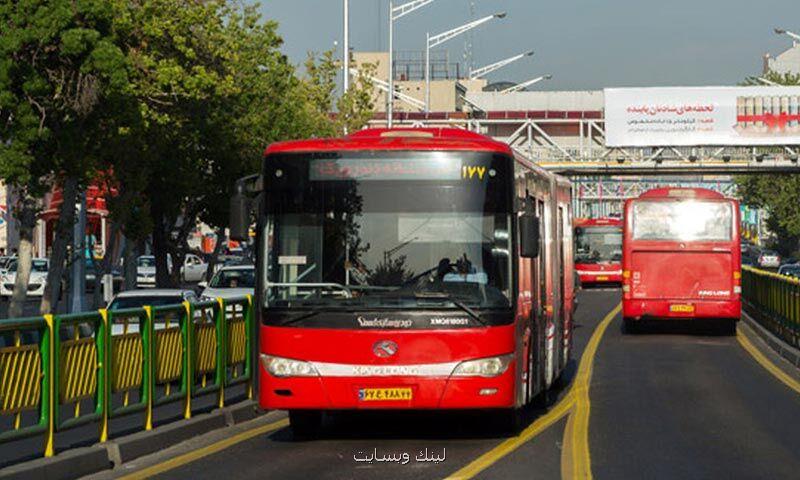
574 217 623 286
622 187 741 333
234 128 575 436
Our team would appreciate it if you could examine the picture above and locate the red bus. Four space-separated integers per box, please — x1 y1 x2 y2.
230 128 575 436
574 217 623 286
622 188 741 333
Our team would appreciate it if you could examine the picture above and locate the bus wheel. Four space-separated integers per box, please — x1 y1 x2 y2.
289 410 322 440
501 407 524 435
623 317 640 334
720 319 737 336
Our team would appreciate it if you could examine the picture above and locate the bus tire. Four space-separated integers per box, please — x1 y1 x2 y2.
623 317 640 334
501 407 524 435
289 410 322 440
720 319 737 336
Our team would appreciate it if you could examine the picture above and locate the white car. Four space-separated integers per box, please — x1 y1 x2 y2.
107 289 199 335
201 265 255 300
137 254 208 286
0 258 49 298
181 253 208 282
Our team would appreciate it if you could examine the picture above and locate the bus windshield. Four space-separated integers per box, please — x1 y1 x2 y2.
575 226 622 263
632 200 733 241
263 151 513 310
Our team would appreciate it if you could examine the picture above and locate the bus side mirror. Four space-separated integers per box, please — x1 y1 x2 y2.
520 214 540 258
229 184 250 242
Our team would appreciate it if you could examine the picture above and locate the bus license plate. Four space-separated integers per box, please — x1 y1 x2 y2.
670 304 695 313
596 276 609 281
358 388 412 401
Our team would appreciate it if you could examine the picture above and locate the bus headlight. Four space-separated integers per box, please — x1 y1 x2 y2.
452 354 513 378
260 354 319 378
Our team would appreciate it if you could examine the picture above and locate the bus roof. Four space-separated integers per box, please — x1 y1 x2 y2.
637 187 726 200
574 217 622 227
264 128 513 156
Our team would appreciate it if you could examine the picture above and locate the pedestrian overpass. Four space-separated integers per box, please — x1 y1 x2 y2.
371 88 800 175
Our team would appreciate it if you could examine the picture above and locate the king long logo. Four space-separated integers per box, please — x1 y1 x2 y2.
372 340 398 358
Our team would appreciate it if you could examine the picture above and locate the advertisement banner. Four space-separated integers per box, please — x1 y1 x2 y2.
605 87 800 147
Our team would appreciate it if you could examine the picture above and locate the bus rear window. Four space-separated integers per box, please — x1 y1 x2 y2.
632 201 732 241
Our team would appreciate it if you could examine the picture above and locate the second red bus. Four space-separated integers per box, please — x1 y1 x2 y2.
574 217 623 287
622 187 741 333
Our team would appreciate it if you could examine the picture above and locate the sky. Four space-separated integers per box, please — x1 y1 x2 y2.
258 0 800 91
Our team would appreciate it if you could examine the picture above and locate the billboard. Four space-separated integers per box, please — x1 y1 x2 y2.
605 87 800 147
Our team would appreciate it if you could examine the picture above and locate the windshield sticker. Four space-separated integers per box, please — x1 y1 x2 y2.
278 255 307 265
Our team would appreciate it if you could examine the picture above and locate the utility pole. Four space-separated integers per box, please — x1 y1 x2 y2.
68 191 86 313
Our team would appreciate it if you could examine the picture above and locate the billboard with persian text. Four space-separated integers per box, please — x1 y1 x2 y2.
605 87 800 147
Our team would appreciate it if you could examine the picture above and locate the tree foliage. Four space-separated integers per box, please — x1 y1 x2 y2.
1 0 377 304
0 0 128 314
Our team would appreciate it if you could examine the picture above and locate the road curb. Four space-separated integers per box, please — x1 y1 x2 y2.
0 445 110 480
0 400 263 480
111 410 228 465
740 310 800 368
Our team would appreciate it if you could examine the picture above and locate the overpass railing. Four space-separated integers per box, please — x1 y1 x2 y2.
0 296 253 458
742 266 800 347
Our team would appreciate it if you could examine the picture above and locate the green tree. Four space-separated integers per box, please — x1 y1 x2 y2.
735 71 800 256
0 0 127 316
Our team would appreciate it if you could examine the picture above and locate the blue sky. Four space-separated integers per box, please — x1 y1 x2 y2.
258 0 800 90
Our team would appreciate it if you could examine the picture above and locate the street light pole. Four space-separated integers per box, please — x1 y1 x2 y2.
775 28 800 46
470 50 535 80
500 74 553 94
343 0 349 95
424 12 506 112
388 1 438 127
425 31 430 112
388 0 394 127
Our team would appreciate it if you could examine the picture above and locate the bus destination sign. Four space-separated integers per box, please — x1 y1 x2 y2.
310 158 463 181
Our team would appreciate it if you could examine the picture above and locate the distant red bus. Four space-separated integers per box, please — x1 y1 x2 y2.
622 188 741 332
230 128 576 436
574 217 623 286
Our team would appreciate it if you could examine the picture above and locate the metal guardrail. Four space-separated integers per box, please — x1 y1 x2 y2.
0 295 253 457
742 266 800 347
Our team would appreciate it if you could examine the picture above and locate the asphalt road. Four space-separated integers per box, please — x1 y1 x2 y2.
84 288 800 480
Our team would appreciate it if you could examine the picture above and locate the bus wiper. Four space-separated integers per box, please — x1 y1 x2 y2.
413 292 487 326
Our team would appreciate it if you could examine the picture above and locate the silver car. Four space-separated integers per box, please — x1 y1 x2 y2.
107 289 198 334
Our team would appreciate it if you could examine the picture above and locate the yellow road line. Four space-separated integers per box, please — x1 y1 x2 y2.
561 303 620 480
117 417 289 480
445 391 575 480
737 330 800 396
446 302 621 480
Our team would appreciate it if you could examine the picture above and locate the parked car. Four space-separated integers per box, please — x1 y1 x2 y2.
0 256 14 274
777 264 800 279
200 265 255 300
757 250 781 269
107 289 199 334
181 253 208 282
0 258 49 298
136 254 208 286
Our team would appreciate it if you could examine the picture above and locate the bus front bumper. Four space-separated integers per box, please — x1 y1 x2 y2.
623 299 741 320
258 364 517 410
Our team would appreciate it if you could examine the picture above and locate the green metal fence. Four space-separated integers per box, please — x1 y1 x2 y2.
0 295 254 457
742 266 800 347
